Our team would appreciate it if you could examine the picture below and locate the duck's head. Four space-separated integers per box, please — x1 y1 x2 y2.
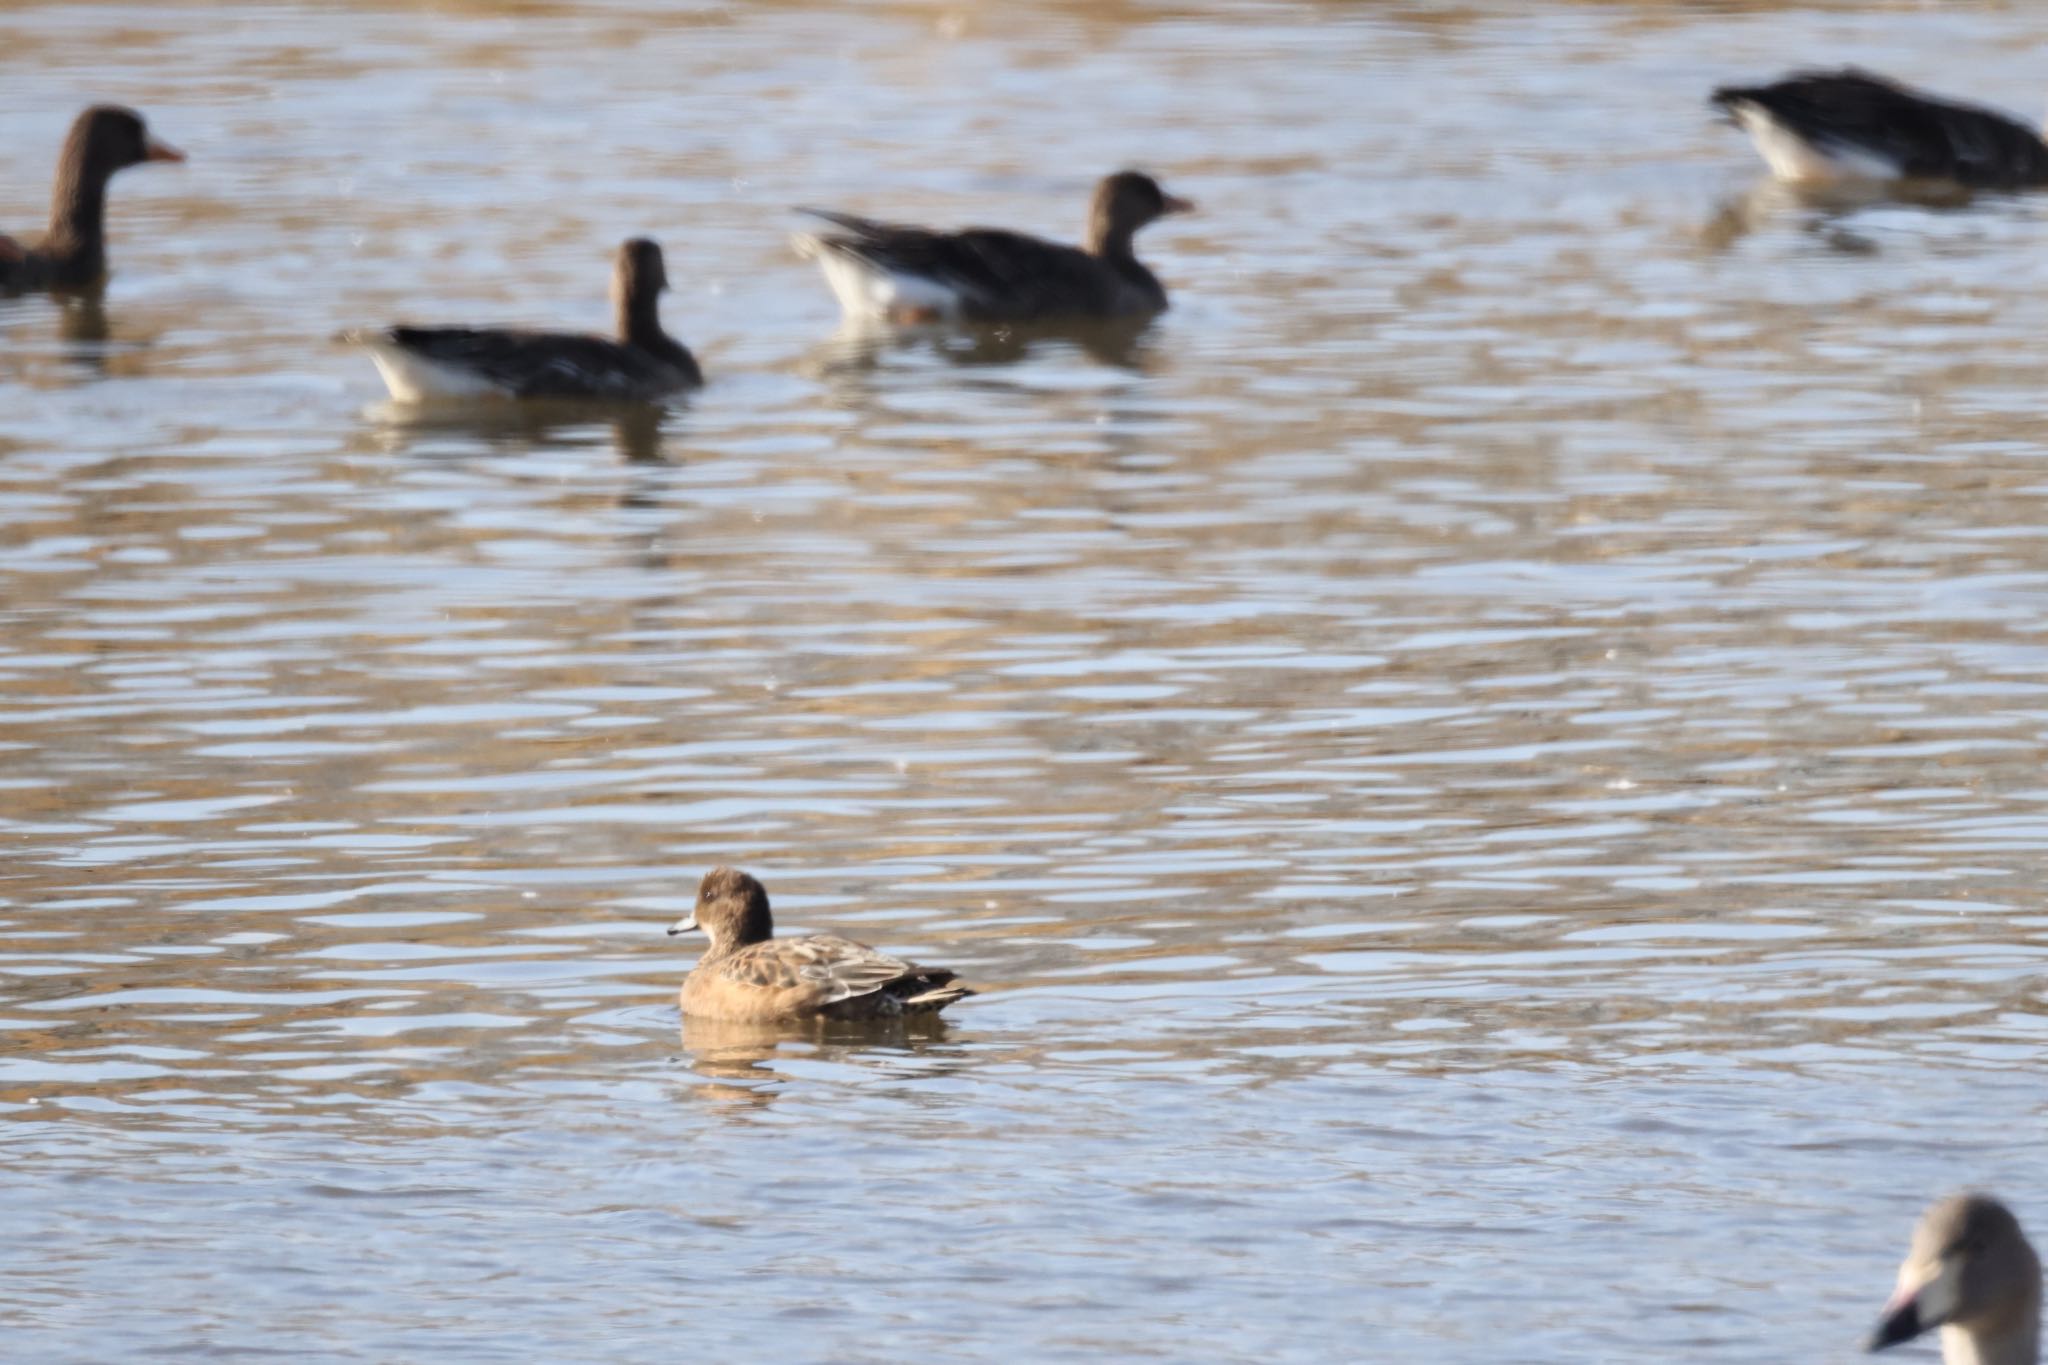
1870 1194 2041 1353
668 866 774 951
68 105 184 178
613 237 669 305
1089 170 1193 249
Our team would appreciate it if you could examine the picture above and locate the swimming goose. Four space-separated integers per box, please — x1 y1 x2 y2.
347 238 701 402
0 106 183 294
1870 1194 2040 1364
793 170 1193 325
668 867 972 1023
1712 69 2048 189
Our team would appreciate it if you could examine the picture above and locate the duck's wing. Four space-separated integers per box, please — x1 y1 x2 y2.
715 934 936 1009
797 208 1111 319
1712 69 2048 186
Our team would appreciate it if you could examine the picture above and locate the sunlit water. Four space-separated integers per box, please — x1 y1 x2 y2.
5 1 2048 1359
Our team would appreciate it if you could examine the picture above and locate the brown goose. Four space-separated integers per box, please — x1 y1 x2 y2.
1713 69 2048 189
346 238 701 403
1870 1194 2040 1364
668 867 972 1023
793 170 1193 325
0 106 184 294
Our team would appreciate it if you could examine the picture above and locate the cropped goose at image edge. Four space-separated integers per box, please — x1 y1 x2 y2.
1871 1194 2041 1365
0 105 183 294
1714 68 2048 189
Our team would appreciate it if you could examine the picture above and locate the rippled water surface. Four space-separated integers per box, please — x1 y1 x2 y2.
7 1 2048 1359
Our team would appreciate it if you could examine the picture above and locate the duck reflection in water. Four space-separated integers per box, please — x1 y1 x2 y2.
359 398 670 464
809 314 1159 377
1698 175 1969 254
58 294 109 345
679 1010 959 1098
0 294 174 386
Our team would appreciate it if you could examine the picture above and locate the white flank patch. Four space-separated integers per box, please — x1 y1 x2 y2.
356 339 509 403
1733 103 1903 184
796 236 964 323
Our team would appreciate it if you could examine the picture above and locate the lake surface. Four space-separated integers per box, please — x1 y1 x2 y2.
5 1 2048 1359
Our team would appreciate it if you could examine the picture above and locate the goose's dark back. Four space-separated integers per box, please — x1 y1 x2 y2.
1713 69 2048 188
808 217 1165 322
385 327 700 400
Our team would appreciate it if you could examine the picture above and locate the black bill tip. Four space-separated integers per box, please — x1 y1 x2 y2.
1867 1301 1923 1353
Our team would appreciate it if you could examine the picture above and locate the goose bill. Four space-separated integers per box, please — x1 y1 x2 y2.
1867 1297 1923 1352
1868 1258 1961 1352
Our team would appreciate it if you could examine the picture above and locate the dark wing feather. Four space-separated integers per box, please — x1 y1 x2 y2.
941 229 1138 318
795 206 907 238
384 327 691 401
1712 69 2048 188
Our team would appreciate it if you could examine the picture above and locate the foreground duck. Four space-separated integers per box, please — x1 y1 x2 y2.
1871 1194 2040 1364
793 169 1193 325
346 238 701 402
1713 69 2048 189
0 106 184 294
668 867 972 1022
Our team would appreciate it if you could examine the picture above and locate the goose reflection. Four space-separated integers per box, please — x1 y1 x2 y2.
807 314 1159 378
1700 175 1975 252
58 293 109 346
0 292 149 384
360 397 671 463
